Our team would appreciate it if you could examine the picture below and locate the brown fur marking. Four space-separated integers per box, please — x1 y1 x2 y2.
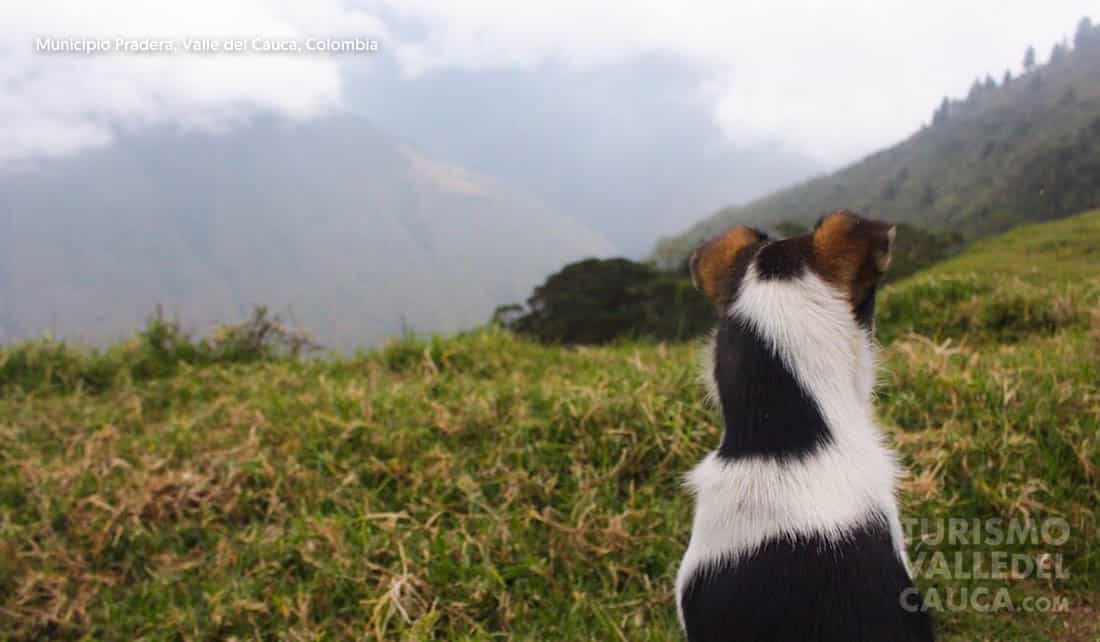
691 226 762 306
812 210 862 286
811 209 895 305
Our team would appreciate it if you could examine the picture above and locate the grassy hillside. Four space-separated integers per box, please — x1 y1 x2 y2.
654 23 1100 269
2 211 1100 641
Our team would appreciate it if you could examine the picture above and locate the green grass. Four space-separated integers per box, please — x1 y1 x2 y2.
3 211 1100 641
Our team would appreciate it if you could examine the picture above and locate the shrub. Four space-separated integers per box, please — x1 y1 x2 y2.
0 306 317 395
500 258 713 344
207 305 319 362
0 340 120 394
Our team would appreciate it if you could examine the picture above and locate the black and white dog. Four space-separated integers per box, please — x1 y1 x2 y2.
676 211 933 642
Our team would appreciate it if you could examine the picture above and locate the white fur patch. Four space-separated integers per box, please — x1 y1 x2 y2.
696 329 719 411
676 265 909 626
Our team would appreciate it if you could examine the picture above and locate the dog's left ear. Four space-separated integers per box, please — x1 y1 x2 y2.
811 210 896 301
690 225 766 308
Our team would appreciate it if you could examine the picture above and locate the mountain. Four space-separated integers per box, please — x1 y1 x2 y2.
0 114 615 350
353 54 824 256
653 20 1100 268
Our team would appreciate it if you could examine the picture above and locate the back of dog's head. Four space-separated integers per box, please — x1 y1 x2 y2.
690 210 896 331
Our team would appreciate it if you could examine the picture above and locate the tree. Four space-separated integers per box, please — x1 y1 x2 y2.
967 78 984 101
1029 71 1042 92
920 181 937 207
1023 45 1036 71
983 74 997 91
504 258 713 344
1075 16 1097 50
1002 69 1012 86
1050 41 1069 64
932 97 950 126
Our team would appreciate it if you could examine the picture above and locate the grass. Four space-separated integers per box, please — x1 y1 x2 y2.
3 211 1100 641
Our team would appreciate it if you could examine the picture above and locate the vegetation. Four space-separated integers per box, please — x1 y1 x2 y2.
2 210 1100 641
497 258 713 344
654 16 1100 269
501 222 961 347
0 306 316 396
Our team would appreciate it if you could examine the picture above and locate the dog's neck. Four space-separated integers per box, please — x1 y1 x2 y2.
706 265 879 461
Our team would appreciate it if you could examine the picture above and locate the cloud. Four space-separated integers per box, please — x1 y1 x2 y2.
0 0 389 163
0 0 1094 166
374 0 1095 164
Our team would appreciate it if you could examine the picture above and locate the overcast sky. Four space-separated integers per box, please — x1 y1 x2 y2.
1 1 1094 167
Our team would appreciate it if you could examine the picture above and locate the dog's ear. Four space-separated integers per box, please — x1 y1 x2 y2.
690 226 766 306
812 210 895 300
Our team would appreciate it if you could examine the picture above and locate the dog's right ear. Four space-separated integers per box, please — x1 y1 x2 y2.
690 226 766 307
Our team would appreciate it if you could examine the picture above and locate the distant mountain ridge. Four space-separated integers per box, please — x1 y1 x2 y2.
355 53 824 256
0 114 614 350
654 19 1100 268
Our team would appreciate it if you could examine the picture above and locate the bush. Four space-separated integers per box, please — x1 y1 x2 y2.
206 305 319 362
0 340 121 395
0 306 317 395
499 258 713 344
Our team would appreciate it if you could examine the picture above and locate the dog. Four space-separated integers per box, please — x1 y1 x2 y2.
676 210 934 642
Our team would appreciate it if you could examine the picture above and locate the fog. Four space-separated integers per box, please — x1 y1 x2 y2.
3 1 1094 252
0 1 1094 345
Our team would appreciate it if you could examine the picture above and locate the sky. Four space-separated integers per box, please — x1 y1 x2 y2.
2 0 1093 167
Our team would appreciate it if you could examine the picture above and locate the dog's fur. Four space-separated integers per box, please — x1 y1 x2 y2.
676 211 933 642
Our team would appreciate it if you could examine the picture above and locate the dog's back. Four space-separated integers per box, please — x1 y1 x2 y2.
677 212 934 642
679 511 931 641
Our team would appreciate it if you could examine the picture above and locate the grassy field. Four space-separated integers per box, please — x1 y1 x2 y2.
2 211 1100 641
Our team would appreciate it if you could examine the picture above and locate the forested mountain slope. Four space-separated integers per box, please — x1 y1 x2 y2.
655 20 1100 267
